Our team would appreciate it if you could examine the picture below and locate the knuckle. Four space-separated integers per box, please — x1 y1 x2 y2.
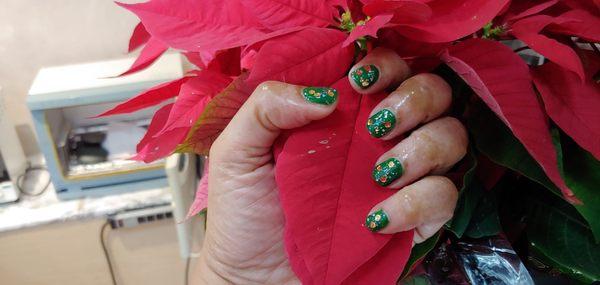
417 73 450 91
252 81 282 104
423 176 458 220
399 195 421 227
410 117 469 172
253 86 271 104
438 117 469 154
434 176 458 195
412 130 442 166
402 89 430 115
402 74 448 98
446 117 469 154
394 74 451 121
445 117 467 134
255 81 278 92
435 177 459 212
411 73 439 85
372 47 400 60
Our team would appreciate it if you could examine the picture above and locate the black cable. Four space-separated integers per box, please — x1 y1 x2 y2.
184 256 191 285
195 154 205 179
16 165 51 197
100 222 118 285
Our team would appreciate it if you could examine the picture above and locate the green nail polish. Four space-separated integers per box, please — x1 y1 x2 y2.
302 87 338 105
372 158 403 186
367 109 396 138
351 65 379 89
365 209 389 232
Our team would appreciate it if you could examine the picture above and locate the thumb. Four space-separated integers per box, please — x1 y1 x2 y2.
210 81 338 170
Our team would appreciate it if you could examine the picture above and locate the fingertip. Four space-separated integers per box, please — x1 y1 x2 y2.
365 192 418 234
348 48 410 95
297 85 340 125
251 82 339 128
364 176 458 235
349 64 380 91
216 81 340 159
426 176 459 208
300 86 339 108
365 208 390 233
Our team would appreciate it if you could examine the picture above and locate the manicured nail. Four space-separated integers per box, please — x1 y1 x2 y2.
365 209 389 232
372 158 403 186
302 87 338 105
351 65 379 89
367 109 396 138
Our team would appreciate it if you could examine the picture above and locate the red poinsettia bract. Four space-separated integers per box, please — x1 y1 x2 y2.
100 0 600 283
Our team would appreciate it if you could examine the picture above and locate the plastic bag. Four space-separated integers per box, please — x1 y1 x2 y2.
404 236 534 285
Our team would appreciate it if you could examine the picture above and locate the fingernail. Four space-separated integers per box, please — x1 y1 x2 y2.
365 209 389 232
351 65 379 89
302 87 338 105
372 158 403 186
367 109 396 138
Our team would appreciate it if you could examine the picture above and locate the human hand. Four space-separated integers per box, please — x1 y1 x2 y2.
192 48 467 284
191 81 335 285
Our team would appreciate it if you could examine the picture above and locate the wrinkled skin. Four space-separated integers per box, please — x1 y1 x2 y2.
191 48 467 284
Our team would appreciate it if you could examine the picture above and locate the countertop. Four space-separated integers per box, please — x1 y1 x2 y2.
0 177 172 233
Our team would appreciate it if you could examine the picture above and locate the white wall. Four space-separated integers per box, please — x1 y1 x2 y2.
0 0 141 154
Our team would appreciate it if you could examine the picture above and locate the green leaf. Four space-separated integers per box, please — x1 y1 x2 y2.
528 189 599 283
399 232 441 280
499 179 600 283
464 185 501 238
400 275 431 285
445 149 481 238
469 106 600 241
553 129 600 243
445 149 500 239
469 107 559 195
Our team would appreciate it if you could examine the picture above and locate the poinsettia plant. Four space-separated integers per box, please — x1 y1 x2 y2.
102 0 600 283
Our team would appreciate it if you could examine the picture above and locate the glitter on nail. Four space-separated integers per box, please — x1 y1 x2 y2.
351 65 379 89
366 109 396 138
302 87 338 105
372 158 403 186
365 209 389 232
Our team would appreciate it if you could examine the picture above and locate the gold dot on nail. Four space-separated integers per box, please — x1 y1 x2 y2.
327 90 334 97
376 165 382 171
309 90 315 94
369 222 376 228
375 215 381 221
388 161 395 167
367 119 373 126
361 81 369 86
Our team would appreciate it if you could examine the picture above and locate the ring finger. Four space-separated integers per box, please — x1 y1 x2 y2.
371 117 468 189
